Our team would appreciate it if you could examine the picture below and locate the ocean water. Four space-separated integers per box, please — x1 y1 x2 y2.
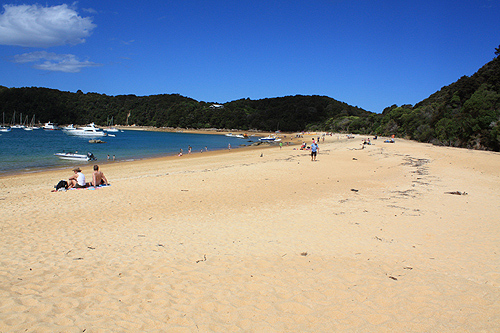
0 129 258 174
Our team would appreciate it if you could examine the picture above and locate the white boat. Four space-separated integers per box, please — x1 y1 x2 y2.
64 123 107 137
10 112 25 129
225 133 234 137
259 136 281 142
24 115 37 131
0 113 10 132
43 122 59 130
54 152 97 161
61 124 77 132
103 116 119 132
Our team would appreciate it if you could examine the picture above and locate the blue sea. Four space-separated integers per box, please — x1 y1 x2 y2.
0 128 258 175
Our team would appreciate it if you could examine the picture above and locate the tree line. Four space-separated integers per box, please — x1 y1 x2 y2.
0 87 368 133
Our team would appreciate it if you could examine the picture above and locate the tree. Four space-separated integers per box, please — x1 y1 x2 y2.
496 44 500 57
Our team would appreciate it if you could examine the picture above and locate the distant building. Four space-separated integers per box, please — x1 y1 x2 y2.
209 104 224 109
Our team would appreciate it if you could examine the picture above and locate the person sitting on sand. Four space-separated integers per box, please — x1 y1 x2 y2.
91 165 109 187
68 167 86 189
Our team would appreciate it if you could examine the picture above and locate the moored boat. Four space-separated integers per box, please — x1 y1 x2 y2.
24 115 37 131
62 124 77 132
54 152 97 161
64 123 106 137
0 112 11 132
259 136 281 142
43 122 59 130
103 116 119 132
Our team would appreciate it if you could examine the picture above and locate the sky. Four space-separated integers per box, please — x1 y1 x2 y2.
0 0 499 113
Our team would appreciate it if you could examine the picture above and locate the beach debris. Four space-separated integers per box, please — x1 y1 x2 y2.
352 157 357 160
87 246 95 250
351 188 359 192
89 139 106 143
388 276 398 280
196 254 207 263
445 191 468 195
300 252 308 256
403 266 413 270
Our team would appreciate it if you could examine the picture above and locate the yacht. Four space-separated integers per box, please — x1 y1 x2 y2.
43 122 59 130
64 123 106 137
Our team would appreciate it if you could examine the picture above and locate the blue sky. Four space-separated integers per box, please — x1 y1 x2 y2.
0 0 498 113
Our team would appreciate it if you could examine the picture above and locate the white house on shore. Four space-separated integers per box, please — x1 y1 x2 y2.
209 104 224 109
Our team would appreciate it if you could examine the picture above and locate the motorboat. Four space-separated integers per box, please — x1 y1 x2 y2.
64 123 107 137
259 136 281 142
54 152 97 161
43 122 59 130
61 124 77 132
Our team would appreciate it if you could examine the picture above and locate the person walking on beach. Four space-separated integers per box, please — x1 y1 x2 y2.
68 167 86 188
311 140 319 161
91 165 109 187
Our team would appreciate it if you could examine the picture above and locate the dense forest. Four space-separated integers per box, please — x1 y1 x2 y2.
0 87 368 133
1 47 499 150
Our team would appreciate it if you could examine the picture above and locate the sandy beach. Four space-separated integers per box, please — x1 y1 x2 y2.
1 134 499 332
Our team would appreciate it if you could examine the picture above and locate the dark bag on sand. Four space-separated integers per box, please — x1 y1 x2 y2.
55 180 68 190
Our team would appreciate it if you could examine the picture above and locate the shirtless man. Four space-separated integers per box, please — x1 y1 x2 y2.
91 165 109 187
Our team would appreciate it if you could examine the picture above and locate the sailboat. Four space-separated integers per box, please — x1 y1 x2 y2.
0 112 11 132
103 116 119 133
24 115 36 131
11 112 24 129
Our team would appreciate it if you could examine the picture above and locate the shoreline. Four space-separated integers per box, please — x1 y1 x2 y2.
0 128 303 178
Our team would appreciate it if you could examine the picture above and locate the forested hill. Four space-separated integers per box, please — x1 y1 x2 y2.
0 87 368 132
373 52 500 150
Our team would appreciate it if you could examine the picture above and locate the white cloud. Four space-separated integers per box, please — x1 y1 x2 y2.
0 4 96 47
13 51 102 73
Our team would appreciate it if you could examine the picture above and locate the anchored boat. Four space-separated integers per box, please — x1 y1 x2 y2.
54 152 97 161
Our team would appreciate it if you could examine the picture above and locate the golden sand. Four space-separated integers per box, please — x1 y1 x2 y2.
1 134 499 332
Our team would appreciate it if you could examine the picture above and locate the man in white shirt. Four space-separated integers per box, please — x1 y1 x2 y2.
68 167 86 188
